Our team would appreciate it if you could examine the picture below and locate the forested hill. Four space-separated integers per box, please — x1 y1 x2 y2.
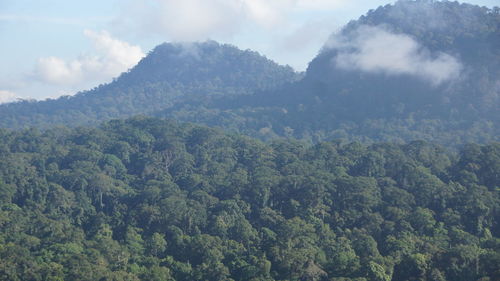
303 0 499 120
0 117 499 280
0 41 299 129
160 0 499 145
0 1 498 146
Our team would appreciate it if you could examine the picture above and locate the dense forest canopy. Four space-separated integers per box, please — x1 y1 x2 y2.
0 117 498 280
0 2 499 280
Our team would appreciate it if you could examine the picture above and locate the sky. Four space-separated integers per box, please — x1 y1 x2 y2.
0 0 498 102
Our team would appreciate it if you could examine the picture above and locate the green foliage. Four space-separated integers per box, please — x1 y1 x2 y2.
0 117 498 280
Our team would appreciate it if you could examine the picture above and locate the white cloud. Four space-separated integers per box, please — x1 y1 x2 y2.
120 0 243 41
0 90 18 104
327 25 462 85
242 0 296 28
83 30 145 76
36 56 84 85
281 18 339 52
116 0 349 41
296 0 348 10
35 30 145 86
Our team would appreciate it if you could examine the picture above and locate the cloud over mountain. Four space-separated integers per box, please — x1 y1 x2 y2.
115 0 353 41
35 30 144 86
326 25 462 85
0 90 17 104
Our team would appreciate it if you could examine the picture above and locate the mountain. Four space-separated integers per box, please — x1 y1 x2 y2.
1 1 498 146
0 116 498 280
158 0 499 145
0 41 299 128
1 2 499 280
304 0 499 120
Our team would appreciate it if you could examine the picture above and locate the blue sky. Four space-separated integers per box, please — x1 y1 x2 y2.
0 0 498 102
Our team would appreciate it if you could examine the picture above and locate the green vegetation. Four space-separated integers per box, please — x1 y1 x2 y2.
0 117 498 280
163 0 499 145
0 41 299 129
0 1 499 280
0 1 498 147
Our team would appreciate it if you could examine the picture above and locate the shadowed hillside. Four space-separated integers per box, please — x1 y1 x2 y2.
161 0 499 145
0 1 498 146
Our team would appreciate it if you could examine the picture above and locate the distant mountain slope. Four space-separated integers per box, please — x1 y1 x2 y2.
0 41 299 128
161 0 499 145
304 0 499 120
1 1 498 146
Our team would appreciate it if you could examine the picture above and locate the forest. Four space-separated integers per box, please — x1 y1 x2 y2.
0 117 498 280
0 1 499 280
0 1 498 147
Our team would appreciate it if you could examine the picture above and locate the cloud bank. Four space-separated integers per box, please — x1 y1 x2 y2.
116 0 349 41
281 18 338 52
326 25 462 85
35 30 144 86
138 0 243 41
0 90 18 104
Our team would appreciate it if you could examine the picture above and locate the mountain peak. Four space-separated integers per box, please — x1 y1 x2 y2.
304 0 499 119
116 40 297 89
0 40 299 129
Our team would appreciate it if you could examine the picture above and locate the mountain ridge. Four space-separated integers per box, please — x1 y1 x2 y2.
0 0 498 146
0 41 299 128
158 0 499 145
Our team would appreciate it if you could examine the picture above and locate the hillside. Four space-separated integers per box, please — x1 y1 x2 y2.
160 0 499 145
0 117 498 280
0 1 498 146
0 41 299 129
304 0 499 120
1 1 499 281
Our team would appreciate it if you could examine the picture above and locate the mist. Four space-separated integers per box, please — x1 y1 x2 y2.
326 25 462 85
0 90 17 104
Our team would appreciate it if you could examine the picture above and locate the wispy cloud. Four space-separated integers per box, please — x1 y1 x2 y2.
34 30 145 86
114 0 350 41
296 0 349 10
280 18 339 53
326 25 462 85
113 0 239 41
0 90 18 104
